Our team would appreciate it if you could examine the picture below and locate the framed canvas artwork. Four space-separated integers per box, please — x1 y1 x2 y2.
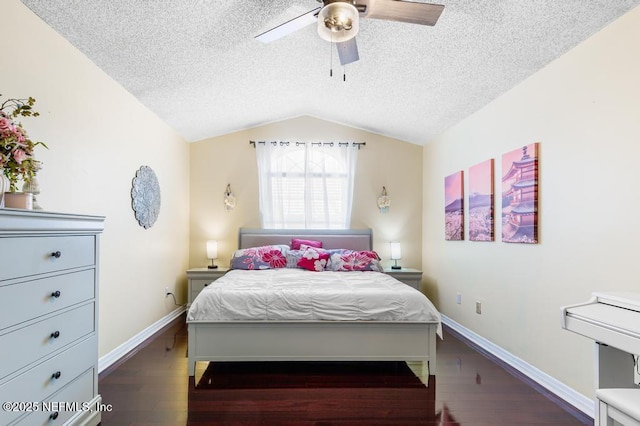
501 143 539 244
444 171 464 241
469 159 494 241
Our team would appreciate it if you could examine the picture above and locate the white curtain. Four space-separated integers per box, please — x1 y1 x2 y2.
256 142 358 229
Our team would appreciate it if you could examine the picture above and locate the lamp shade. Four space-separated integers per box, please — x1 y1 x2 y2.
317 2 359 43
206 240 218 260
390 242 402 260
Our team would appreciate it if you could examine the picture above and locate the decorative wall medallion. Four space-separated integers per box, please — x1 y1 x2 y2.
131 165 161 229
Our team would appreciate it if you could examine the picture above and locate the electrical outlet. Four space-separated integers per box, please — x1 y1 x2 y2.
476 301 482 315
165 287 170 297
456 293 462 305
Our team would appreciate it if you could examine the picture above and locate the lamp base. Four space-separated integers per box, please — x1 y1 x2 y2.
207 265 218 269
391 265 401 270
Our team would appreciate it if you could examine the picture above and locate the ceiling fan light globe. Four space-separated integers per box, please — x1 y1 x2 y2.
317 2 359 43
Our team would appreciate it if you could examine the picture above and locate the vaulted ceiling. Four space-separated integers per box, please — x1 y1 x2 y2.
21 1 640 145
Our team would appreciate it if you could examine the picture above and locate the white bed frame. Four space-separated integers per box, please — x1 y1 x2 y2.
187 228 439 380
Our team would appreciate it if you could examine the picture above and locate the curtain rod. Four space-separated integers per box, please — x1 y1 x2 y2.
249 141 366 149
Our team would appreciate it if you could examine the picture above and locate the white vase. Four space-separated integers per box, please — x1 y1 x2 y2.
0 174 9 208
4 192 33 210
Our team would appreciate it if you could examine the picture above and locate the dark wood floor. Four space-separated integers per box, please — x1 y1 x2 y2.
99 315 592 425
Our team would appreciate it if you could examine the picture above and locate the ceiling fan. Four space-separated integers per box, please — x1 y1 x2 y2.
255 0 445 65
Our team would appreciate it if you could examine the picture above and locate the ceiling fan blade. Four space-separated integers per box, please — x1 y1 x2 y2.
336 38 360 65
255 7 321 43
364 0 444 26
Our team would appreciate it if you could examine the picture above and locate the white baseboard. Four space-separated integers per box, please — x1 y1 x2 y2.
441 314 595 419
98 307 186 373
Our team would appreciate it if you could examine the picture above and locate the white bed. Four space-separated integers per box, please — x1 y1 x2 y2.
186 228 441 381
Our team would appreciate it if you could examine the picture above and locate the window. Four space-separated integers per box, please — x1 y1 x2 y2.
256 142 358 229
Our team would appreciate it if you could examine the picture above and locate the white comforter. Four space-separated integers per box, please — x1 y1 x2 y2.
187 269 442 336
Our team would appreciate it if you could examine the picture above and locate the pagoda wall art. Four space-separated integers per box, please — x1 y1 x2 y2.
501 143 539 244
443 143 539 244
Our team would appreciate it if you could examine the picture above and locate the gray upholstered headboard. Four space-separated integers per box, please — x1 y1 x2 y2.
238 228 373 251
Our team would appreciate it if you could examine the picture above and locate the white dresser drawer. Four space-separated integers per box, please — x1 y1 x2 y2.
0 303 95 380
0 270 95 331
0 236 96 281
15 368 95 426
0 337 95 425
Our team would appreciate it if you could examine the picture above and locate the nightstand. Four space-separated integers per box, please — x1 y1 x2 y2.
187 267 230 306
384 267 423 290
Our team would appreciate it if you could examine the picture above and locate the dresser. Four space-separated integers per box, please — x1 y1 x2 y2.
0 209 104 426
384 267 423 290
186 267 229 306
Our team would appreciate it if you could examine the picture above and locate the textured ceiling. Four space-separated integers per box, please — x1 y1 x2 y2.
20 0 640 145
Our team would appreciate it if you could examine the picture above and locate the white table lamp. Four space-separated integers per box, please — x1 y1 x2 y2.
390 242 402 270
206 240 218 269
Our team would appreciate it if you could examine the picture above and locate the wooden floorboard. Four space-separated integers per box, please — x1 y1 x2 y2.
98 315 592 425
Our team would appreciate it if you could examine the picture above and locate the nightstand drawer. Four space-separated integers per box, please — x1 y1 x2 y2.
0 236 96 281
0 336 95 425
384 267 423 291
0 270 95 331
190 279 214 301
0 303 95 380
187 268 229 305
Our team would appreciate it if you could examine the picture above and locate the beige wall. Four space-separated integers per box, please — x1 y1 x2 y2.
12 0 636 405
190 116 423 271
423 6 640 399
2 1 191 357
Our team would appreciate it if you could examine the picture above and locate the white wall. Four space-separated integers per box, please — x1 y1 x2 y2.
2 1 191 357
423 5 640 399
189 116 423 272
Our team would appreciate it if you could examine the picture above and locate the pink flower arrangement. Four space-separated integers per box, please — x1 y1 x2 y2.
0 95 47 191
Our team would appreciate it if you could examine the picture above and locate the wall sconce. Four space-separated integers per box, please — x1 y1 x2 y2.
377 186 390 213
390 242 402 270
224 184 236 211
206 240 219 269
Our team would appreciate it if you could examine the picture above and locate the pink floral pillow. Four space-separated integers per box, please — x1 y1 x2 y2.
291 238 323 250
297 246 330 272
329 250 383 272
230 245 288 270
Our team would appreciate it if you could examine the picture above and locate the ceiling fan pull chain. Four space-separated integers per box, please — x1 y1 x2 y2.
330 32 333 77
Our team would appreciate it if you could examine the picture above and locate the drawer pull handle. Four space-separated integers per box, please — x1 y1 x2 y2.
50 330 60 339
51 290 61 298
52 371 61 379
51 251 62 258
49 411 59 420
